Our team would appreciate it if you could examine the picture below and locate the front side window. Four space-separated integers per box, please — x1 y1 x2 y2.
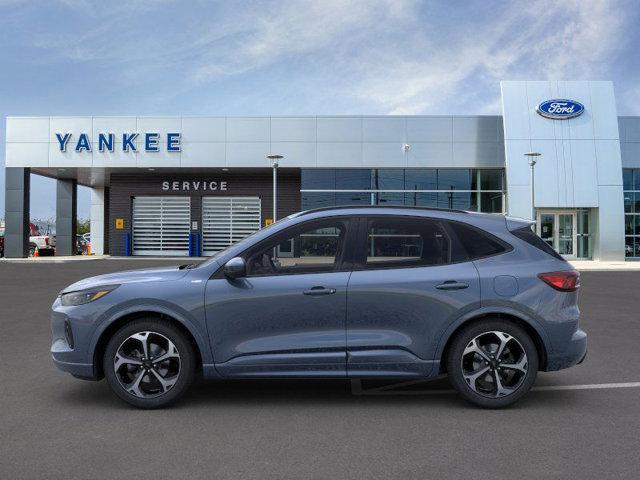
246 220 347 276
363 217 451 269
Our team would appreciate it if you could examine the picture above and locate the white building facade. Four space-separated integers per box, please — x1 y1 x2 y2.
3 80 639 260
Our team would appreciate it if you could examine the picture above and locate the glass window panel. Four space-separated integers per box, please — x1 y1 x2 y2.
437 192 477 210
437 169 472 190
625 215 634 235
624 193 634 213
336 169 371 190
302 192 335 210
577 235 591 259
301 169 335 190
449 222 507 259
372 169 404 190
335 192 372 206
635 192 640 213
625 236 636 258
405 169 437 190
635 169 640 190
376 192 405 206
577 210 590 234
404 192 438 208
247 221 346 276
480 192 503 213
470 169 480 191
623 169 634 191
366 217 451 268
480 169 503 190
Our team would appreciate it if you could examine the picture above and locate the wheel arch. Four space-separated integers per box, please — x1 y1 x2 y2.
92 310 206 379
437 311 548 373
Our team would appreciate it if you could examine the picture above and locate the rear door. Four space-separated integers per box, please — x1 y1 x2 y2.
346 215 481 377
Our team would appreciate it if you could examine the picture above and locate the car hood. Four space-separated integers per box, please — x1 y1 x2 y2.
61 266 189 293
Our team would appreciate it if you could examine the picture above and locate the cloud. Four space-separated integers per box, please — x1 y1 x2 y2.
4 0 633 114
348 0 629 114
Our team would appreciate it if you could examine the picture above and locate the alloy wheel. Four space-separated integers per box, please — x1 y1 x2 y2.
113 331 181 398
460 330 528 398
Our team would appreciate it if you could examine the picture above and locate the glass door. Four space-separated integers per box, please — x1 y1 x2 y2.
557 213 574 257
539 214 555 249
537 210 579 259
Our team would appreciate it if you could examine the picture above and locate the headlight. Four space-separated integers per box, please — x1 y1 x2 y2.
60 285 119 306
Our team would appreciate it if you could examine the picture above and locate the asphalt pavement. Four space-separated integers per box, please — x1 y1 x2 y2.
1 260 639 479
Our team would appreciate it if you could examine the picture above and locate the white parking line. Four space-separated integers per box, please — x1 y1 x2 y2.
350 379 640 396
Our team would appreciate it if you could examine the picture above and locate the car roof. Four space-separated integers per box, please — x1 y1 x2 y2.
295 205 469 216
290 205 509 230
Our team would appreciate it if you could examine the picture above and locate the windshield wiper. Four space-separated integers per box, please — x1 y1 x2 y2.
178 263 197 270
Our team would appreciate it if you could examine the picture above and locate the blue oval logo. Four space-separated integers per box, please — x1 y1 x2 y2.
536 99 584 119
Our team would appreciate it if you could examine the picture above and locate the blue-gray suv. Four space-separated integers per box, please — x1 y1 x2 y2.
51 207 586 408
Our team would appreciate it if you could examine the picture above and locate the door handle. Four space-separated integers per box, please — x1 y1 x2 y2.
303 286 337 296
435 280 469 290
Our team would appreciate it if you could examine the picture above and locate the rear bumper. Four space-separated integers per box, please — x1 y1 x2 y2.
544 329 587 371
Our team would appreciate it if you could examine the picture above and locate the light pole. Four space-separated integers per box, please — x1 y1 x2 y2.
525 152 541 223
267 154 283 223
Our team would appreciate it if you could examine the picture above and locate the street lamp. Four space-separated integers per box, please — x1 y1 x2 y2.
524 152 541 222
266 154 283 223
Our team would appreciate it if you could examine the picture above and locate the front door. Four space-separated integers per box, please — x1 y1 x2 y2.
537 210 577 259
204 217 355 377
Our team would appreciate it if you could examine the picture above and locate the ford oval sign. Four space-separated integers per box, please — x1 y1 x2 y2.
536 99 584 120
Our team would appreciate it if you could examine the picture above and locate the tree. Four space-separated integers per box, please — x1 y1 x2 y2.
77 218 91 236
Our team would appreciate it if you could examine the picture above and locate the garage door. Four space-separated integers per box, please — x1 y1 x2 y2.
202 197 261 255
132 196 191 256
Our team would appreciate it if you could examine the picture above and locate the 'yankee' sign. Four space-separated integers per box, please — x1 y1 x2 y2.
55 133 181 153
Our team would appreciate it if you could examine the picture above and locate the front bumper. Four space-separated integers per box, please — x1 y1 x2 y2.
51 349 96 380
50 304 99 380
545 329 587 371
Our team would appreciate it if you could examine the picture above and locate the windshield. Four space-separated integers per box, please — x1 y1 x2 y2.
196 214 297 268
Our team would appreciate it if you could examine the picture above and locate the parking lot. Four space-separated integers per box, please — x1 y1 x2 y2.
1 260 639 479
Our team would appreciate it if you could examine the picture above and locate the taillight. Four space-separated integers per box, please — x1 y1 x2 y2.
538 271 580 292
45 237 50 246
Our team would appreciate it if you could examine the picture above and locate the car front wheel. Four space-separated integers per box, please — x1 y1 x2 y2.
103 319 196 409
446 319 538 408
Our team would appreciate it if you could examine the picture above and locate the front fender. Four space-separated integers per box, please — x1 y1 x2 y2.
88 300 214 366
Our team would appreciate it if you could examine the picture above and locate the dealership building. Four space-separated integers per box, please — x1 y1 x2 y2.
3 80 640 260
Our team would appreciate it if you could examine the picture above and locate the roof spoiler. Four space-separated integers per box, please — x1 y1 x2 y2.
505 216 535 232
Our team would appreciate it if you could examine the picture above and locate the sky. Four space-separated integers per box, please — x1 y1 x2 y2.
1 0 639 220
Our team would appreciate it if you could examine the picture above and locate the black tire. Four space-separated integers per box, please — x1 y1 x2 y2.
103 318 196 409
29 244 36 257
446 319 538 408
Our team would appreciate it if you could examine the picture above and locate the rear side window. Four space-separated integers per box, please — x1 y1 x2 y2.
511 226 565 261
448 221 508 260
363 217 451 269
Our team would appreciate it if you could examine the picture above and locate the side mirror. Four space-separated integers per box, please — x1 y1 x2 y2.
223 257 246 279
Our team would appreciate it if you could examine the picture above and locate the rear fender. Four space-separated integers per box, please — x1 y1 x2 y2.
433 305 552 362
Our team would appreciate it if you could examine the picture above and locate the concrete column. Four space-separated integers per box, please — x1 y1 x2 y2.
4 168 30 258
90 187 105 255
55 179 77 256
596 187 625 261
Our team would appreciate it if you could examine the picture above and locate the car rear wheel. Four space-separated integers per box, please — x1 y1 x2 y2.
446 319 538 408
103 319 196 409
